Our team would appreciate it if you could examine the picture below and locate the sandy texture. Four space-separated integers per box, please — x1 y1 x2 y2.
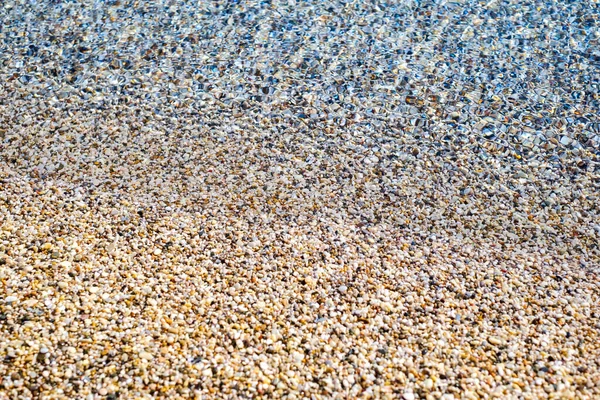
1 0 600 399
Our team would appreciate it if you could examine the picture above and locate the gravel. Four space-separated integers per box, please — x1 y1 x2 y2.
1 0 599 399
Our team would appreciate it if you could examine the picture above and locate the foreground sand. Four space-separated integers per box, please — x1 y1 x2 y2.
1 0 599 399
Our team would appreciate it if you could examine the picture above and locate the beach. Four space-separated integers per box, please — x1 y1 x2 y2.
1 0 599 398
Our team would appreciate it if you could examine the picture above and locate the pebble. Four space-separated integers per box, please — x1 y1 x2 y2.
292 351 305 363
488 336 503 346
423 378 434 390
560 136 573 146
22 299 38 307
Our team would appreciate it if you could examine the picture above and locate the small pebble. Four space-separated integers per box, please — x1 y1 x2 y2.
488 336 503 346
423 379 434 390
